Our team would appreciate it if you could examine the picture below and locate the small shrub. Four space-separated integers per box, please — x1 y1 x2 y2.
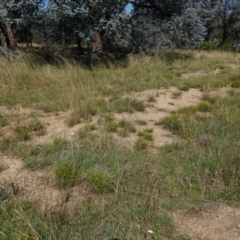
178 84 190 91
14 126 31 141
54 161 81 189
29 120 46 136
197 101 213 112
161 115 182 132
229 75 240 88
138 128 153 141
176 106 198 115
172 91 182 99
0 163 5 173
134 137 149 150
105 121 118 133
110 97 145 113
0 114 8 127
86 171 114 193
220 43 234 52
117 119 136 133
147 95 156 102
197 41 217 51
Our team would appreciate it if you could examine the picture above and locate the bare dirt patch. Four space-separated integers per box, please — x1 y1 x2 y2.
173 203 240 240
0 154 90 210
116 87 202 148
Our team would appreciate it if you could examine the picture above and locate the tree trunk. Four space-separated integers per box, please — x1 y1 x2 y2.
0 21 20 59
76 33 83 53
92 32 103 53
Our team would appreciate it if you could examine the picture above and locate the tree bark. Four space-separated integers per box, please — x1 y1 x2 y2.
92 32 103 53
0 21 20 59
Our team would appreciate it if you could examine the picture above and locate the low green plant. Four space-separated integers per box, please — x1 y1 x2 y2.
14 126 31 141
0 163 5 173
134 137 149 150
29 120 46 136
172 91 182 99
178 84 190 91
0 114 8 127
138 128 153 141
117 119 136 135
161 115 183 132
86 170 114 193
147 95 156 102
136 119 147 125
109 97 145 113
197 101 213 112
54 161 82 189
197 41 217 51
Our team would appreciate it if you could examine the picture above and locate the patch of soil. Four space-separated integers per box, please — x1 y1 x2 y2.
0 154 90 210
173 203 240 240
115 87 202 148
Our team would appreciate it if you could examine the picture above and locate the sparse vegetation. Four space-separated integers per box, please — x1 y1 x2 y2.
0 49 240 239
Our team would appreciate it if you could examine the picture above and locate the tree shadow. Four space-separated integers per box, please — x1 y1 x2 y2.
23 46 130 70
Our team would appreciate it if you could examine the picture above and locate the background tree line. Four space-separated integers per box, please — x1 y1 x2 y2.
0 0 240 56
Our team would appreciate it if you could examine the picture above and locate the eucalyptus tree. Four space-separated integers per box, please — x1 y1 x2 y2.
47 0 131 52
130 0 206 51
0 0 44 55
198 0 240 44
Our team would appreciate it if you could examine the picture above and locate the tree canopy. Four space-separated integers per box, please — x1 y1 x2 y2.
0 0 240 56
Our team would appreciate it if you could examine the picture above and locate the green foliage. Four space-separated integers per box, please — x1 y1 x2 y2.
109 97 145 113
0 114 8 127
197 41 217 51
14 126 31 141
135 119 147 125
161 115 183 132
54 161 82 189
135 128 153 150
138 128 153 141
134 137 149 150
220 43 234 52
86 170 114 193
197 101 213 112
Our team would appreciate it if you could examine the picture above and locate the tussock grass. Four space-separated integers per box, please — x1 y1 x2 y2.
1 50 240 239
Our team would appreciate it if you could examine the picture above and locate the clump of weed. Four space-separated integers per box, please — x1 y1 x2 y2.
0 163 6 173
138 128 153 141
14 126 31 141
54 161 81 189
147 95 156 102
67 111 82 127
172 91 182 99
86 170 114 193
29 120 46 136
104 116 136 136
229 75 240 88
134 137 149 150
104 115 118 133
0 114 8 127
109 97 145 113
117 119 136 137
175 106 198 115
161 115 182 132
210 79 230 88
135 128 153 150
197 101 213 112
136 119 147 125
178 84 190 91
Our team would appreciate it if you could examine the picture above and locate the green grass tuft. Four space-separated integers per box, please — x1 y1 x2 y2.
54 161 82 189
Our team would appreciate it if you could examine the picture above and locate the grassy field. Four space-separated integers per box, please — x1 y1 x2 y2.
0 49 240 239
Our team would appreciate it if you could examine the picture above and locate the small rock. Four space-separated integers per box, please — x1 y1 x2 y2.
0 184 11 201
